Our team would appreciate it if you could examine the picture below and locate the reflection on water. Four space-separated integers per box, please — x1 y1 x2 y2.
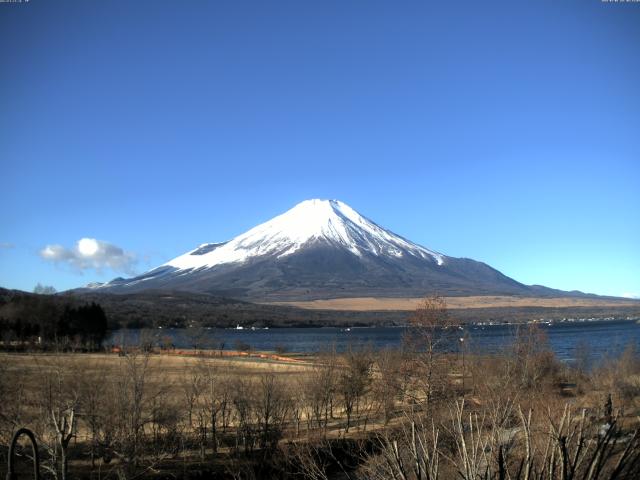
107 319 640 362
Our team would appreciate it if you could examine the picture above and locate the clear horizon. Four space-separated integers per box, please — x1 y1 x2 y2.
1 1 639 298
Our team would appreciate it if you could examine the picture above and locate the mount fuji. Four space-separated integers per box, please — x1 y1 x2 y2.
88 199 563 300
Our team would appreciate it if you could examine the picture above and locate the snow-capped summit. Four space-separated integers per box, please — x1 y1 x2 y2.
164 199 444 271
90 199 532 300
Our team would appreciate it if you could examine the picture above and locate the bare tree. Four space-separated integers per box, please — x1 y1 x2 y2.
290 377 306 437
230 377 255 453
76 359 109 469
181 361 204 433
509 323 559 392
110 352 153 469
304 353 338 434
0 361 27 447
337 347 372 433
34 355 81 480
404 295 454 408
254 373 290 449
197 359 228 454
33 283 57 295
185 326 215 354
372 348 406 424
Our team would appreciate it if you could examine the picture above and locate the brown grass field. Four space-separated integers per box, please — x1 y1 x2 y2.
267 295 640 311
0 350 315 392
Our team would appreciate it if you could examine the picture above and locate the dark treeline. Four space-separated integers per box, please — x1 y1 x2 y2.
2 287 640 333
0 289 108 350
73 291 640 329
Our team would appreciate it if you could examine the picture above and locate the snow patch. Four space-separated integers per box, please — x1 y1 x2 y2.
163 199 445 271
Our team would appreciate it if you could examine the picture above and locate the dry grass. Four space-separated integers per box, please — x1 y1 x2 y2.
0 351 314 384
267 295 640 311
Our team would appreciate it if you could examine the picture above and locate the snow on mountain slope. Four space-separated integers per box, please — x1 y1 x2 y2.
164 199 445 271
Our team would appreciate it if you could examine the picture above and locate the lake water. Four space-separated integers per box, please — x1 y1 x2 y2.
109 319 640 363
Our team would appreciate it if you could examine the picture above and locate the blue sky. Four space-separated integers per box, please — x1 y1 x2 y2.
1 0 639 297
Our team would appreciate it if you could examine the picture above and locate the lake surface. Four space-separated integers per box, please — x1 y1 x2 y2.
109 319 640 363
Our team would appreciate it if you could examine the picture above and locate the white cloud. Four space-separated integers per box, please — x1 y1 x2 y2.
621 292 640 299
40 237 136 274
0 242 15 249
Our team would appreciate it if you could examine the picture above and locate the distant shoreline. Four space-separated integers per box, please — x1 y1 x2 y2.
107 316 640 330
